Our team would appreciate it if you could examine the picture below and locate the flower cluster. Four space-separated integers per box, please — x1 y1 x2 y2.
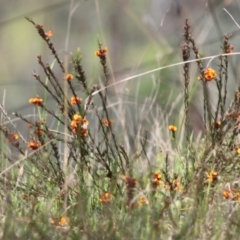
99 192 113 204
236 148 240 155
152 173 162 188
49 216 70 226
223 188 240 201
198 68 217 82
151 172 182 192
70 96 82 105
95 47 108 58
212 121 221 129
58 216 70 226
28 140 42 150
137 195 149 208
169 125 177 139
64 73 74 81
71 114 88 137
102 119 114 127
35 128 43 135
7 133 19 142
45 30 52 38
29 96 43 106
168 125 177 132
172 179 182 192
206 171 218 183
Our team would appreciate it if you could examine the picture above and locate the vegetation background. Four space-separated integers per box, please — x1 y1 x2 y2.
1 0 239 132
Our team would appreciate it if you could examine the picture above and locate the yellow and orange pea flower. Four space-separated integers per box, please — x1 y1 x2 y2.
223 188 240 201
28 140 41 150
58 216 70 226
212 121 221 129
152 173 162 187
64 73 74 81
198 68 217 82
168 125 177 132
73 113 82 123
151 172 182 192
35 128 43 135
80 128 88 137
95 47 108 58
237 148 240 155
70 96 82 105
49 216 70 226
223 189 235 199
7 133 18 142
137 196 149 208
102 119 114 127
45 30 53 37
71 114 89 136
99 192 113 203
172 179 182 192
206 171 218 183
29 96 43 106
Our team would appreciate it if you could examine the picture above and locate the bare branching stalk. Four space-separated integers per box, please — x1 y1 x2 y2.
182 20 191 144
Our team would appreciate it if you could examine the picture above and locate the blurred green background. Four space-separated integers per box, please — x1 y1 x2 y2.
1 0 240 133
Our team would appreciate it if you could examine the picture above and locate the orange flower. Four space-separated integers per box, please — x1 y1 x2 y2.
124 175 137 189
102 119 114 127
71 120 78 132
45 30 53 37
152 173 162 187
212 121 221 129
58 216 70 226
7 133 19 142
223 188 238 200
233 192 240 201
82 118 89 128
49 217 56 225
81 119 89 137
154 173 161 181
172 179 182 192
168 125 177 132
28 140 41 150
35 129 43 135
70 96 82 105
73 114 82 123
223 190 231 199
237 148 240 154
99 192 113 203
95 47 108 58
204 68 217 81
137 196 149 208
206 171 218 183
29 96 43 106
81 128 88 137
12 134 18 140
71 114 88 136
64 73 74 80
